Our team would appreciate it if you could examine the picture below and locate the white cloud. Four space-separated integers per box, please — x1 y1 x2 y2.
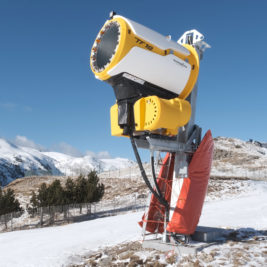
0 102 33 112
0 102 16 111
23 106 33 112
11 135 112 159
13 136 45 151
51 142 84 157
96 151 112 159
85 150 111 159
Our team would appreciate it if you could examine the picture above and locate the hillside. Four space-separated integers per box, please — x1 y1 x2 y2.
99 137 267 181
1 136 267 189
211 137 267 180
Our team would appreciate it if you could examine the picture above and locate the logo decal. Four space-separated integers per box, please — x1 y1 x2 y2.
135 37 153 51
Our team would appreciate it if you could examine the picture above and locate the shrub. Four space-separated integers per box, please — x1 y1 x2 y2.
0 188 23 216
28 171 105 211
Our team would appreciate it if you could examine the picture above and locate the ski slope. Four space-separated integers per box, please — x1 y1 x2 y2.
0 180 266 266
0 212 142 267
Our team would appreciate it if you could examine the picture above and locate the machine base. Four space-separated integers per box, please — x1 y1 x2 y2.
142 239 200 255
191 226 224 243
142 226 224 255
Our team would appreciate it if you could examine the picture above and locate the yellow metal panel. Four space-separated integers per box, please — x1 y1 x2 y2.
110 104 124 137
177 44 199 99
134 96 191 136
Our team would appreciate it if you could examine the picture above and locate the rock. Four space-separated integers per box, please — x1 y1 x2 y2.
118 251 134 260
98 255 112 267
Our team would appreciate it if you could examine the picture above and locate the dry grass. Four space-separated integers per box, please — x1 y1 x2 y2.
100 178 147 200
4 175 69 196
3 174 148 206
69 236 267 267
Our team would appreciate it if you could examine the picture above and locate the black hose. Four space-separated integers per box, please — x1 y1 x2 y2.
129 134 169 212
150 154 164 200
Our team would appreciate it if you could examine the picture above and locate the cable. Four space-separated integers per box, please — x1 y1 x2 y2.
130 134 169 212
150 153 163 200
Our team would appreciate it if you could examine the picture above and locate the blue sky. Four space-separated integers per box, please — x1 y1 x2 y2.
0 0 267 160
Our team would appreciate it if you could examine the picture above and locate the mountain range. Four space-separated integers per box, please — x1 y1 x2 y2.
1 136 267 186
0 138 134 186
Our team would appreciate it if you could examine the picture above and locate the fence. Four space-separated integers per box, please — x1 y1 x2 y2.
210 165 267 181
20 160 267 181
98 161 267 181
0 197 146 233
0 211 24 230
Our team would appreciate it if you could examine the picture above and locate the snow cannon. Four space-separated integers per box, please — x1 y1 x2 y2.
90 13 200 137
90 12 214 245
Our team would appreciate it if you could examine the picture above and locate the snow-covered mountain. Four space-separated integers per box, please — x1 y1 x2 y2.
0 139 61 185
1 136 267 186
0 138 134 186
42 151 134 176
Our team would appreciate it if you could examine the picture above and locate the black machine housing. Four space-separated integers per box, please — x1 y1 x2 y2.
107 73 178 135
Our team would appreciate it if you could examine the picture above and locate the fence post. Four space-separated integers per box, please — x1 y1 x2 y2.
11 213 13 231
87 203 92 215
4 214 7 230
67 204 69 223
50 206 55 225
63 205 67 220
40 207 43 226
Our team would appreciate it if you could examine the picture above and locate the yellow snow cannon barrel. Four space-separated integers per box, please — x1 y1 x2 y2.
90 15 199 100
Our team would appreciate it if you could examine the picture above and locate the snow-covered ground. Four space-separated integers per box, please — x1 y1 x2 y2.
200 181 267 229
0 212 142 267
0 180 266 267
